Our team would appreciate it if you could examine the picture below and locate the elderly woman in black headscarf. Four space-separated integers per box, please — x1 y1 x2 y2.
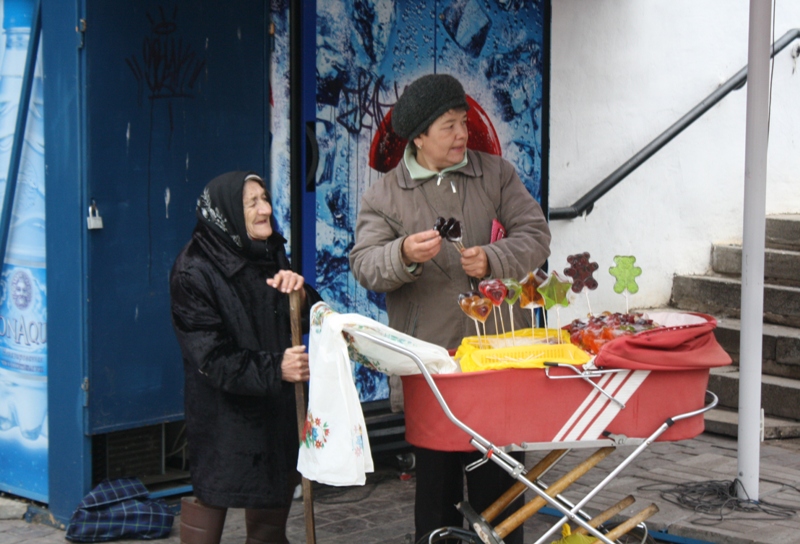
170 171 321 544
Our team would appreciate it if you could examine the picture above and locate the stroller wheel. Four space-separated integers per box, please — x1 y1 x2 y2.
416 526 483 544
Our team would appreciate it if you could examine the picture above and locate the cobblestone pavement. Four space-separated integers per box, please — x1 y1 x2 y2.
1 434 799 543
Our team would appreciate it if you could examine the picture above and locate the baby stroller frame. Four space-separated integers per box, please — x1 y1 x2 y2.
347 329 719 544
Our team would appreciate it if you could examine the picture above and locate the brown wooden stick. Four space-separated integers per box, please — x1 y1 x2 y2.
482 449 568 523
494 447 615 538
290 290 316 544
573 495 636 535
601 503 659 542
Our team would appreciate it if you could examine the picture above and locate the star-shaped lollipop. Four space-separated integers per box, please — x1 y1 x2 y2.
536 271 573 343
537 272 572 310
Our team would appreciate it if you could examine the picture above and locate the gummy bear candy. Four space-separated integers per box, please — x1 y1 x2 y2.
564 252 599 294
478 279 507 306
519 269 548 309
609 256 642 295
536 272 572 310
502 278 522 306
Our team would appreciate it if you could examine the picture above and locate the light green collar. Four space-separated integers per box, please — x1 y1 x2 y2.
403 144 468 180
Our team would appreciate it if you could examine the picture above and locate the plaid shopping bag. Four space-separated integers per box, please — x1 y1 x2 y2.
65 478 174 542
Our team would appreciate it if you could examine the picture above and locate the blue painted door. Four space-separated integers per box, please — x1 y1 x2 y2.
82 1 271 432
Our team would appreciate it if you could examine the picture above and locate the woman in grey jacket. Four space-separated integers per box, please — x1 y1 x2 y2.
350 74 551 543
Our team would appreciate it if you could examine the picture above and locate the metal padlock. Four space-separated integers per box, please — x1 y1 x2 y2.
87 202 104 230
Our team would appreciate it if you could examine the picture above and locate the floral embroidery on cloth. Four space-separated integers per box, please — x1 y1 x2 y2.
301 411 330 449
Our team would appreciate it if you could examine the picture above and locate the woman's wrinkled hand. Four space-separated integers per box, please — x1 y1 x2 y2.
267 270 306 296
401 229 443 266
281 345 309 382
460 246 489 279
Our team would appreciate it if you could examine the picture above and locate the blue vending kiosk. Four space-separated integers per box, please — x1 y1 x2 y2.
0 0 48 503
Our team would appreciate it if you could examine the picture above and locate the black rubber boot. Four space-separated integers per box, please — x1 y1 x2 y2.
244 507 290 544
179 497 227 544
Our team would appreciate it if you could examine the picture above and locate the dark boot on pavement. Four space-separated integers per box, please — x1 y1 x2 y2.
244 507 290 544
179 496 227 544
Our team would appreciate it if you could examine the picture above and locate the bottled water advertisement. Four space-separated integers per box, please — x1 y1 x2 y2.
0 0 48 503
315 0 546 401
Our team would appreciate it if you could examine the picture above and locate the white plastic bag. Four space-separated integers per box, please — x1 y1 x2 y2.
297 302 457 486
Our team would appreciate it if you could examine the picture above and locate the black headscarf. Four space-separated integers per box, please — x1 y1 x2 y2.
196 170 284 260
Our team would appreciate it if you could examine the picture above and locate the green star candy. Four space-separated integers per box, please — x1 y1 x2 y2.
536 272 572 310
609 255 642 295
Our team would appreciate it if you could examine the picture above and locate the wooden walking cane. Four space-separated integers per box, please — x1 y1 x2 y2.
290 290 316 544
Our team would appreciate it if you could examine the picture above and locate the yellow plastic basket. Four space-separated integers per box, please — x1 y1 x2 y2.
456 328 591 373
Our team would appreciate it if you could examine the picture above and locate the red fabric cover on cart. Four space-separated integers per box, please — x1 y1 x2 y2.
594 312 732 371
403 366 710 451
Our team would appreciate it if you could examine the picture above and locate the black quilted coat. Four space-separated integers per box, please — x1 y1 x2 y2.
170 221 320 509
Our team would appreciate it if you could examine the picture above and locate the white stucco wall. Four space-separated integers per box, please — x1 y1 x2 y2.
547 1 800 322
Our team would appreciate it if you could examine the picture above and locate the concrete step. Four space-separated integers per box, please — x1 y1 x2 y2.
766 213 800 251
708 366 800 420
712 244 800 288
671 274 800 328
714 317 800 380
704 406 800 439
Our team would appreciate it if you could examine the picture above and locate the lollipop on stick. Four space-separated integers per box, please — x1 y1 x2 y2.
519 269 549 338
443 218 465 252
433 216 447 235
536 271 573 342
458 292 482 340
609 255 642 313
479 279 508 338
458 291 493 345
502 278 522 344
564 252 599 315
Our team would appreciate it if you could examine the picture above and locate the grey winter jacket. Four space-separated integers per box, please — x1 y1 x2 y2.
350 149 551 352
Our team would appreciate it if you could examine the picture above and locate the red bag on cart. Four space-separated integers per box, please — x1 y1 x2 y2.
594 311 732 371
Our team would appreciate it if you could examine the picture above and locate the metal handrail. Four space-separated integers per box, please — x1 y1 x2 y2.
550 28 800 221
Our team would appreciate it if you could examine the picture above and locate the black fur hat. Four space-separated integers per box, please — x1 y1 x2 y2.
391 74 469 141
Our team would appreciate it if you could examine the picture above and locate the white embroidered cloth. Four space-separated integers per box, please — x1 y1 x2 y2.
297 302 458 486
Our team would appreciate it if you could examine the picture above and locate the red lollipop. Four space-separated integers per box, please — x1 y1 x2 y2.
479 279 508 306
478 279 508 336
